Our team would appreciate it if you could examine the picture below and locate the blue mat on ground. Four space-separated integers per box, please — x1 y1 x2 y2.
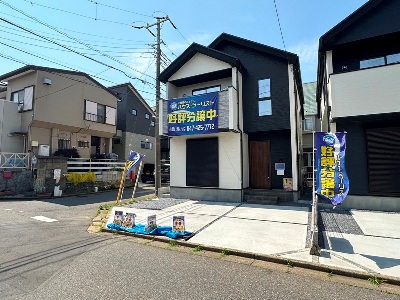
107 223 192 239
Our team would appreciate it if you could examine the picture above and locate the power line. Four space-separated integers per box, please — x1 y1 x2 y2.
0 16 147 83
0 1 156 80
88 0 154 18
273 0 287 53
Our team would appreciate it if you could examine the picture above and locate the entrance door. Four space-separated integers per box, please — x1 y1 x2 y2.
250 140 271 189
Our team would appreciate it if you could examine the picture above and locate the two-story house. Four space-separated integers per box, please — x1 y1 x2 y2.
159 33 304 202
316 0 400 211
109 82 156 164
301 82 319 187
0 65 118 158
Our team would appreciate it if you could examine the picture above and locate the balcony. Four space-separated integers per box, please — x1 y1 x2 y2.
330 63 400 119
161 87 239 135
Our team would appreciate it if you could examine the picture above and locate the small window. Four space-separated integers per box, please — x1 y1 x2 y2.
302 118 314 131
131 109 137 116
387 53 400 65
58 139 71 150
97 104 106 123
12 86 33 112
151 120 155 127
78 140 89 148
141 141 152 149
192 85 220 96
360 57 385 69
258 79 271 98
258 100 272 116
145 113 150 119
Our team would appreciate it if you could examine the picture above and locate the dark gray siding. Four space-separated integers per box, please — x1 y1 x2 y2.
110 85 128 132
336 121 369 195
214 44 291 133
109 85 155 137
249 130 292 189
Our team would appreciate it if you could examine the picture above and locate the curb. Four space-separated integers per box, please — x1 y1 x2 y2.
102 228 400 286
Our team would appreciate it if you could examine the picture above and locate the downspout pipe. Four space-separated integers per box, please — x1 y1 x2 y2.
236 68 244 202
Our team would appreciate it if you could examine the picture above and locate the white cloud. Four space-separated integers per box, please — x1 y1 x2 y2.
288 39 319 82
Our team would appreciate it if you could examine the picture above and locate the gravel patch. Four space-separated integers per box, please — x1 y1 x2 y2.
126 198 190 210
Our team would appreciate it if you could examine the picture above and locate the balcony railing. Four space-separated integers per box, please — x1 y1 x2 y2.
0 152 29 169
84 112 105 123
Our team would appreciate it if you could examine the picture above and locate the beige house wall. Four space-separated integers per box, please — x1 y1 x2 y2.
0 100 24 152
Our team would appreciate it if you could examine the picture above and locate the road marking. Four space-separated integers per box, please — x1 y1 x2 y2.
31 216 58 223
19 211 24 213
5 209 12 211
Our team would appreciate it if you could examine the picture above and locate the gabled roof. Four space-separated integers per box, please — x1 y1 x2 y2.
158 43 245 83
209 33 299 64
109 82 155 117
319 0 388 51
0 65 119 99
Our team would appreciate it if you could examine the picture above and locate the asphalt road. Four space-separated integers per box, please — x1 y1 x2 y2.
0 189 398 300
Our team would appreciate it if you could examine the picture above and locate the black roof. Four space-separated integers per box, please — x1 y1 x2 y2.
159 43 245 83
209 33 299 64
0 65 119 99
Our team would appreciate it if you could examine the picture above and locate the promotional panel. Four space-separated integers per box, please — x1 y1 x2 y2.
315 132 349 206
167 92 218 136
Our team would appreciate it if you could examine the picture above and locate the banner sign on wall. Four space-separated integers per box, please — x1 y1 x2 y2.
315 132 349 206
167 92 218 136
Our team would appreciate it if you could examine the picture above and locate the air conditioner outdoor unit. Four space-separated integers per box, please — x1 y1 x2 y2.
43 78 52 85
38 144 50 157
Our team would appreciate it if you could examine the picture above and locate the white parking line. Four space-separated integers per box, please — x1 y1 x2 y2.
31 216 58 223
5 209 12 211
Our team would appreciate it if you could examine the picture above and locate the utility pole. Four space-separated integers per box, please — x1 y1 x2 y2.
154 18 161 197
135 16 175 196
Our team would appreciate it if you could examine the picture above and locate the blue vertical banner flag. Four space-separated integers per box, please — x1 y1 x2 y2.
315 132 349 206
167 92 218 136
125 150 145 176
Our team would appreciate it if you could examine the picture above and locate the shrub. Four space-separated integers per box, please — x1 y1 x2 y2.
53 148 80 158
66 172 96 185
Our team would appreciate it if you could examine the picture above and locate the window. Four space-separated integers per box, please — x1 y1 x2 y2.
303 152 314 167
78 140 89 148
302 117 314 131
58 139 71 150
258 79 272 116
131 109 137 116
360 57 385 69
151 120 155 127
141 141 152 149
11 86 33 112
360 53 400 70
84 100 116 124
387 53 400 65
192 85 220 96
145 113 150 119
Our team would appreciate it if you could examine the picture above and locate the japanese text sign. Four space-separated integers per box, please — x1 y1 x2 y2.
316 132 349 206
167 92 218 136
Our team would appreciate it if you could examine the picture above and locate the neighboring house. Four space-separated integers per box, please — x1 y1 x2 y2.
159 33 304 202
108 83 155 165
0 65 118 158
301 82 319 186
316 0 400 211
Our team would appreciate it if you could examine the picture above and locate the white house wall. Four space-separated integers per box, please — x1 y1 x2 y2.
169 53 231 81
0 100 24 152
288 64 299 192
170 132 242 190
331 64 400 118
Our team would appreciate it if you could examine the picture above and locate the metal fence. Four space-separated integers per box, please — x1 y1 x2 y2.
0 152 29 169
67 158 126 174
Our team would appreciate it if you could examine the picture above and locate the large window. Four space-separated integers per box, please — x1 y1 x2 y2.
58 138 71 150
192 85 220 96
360 52 400 69
258 78 272 116
84 100 116 125
11 86 33 113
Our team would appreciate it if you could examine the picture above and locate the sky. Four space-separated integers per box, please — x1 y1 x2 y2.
0 0 368 106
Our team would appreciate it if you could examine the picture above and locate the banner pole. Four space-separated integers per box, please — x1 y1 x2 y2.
131 160 143 201
116 162 129 205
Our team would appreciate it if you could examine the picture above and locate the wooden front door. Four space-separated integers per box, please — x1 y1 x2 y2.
250 140 271 189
